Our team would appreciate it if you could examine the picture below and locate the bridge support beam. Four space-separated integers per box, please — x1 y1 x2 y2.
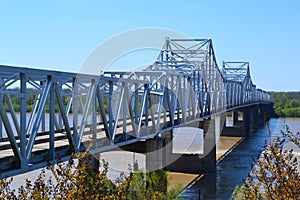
233 111 239 126
79 153 100 173
221 104 271 137
122 119 217 174
164 119 216 174
145 137 165 172
222 108 251 137
212 113 226 143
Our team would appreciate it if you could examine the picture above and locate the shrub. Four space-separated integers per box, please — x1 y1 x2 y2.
231 125 300 199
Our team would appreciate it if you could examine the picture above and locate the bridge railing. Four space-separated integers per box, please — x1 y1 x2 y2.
222 62 270 108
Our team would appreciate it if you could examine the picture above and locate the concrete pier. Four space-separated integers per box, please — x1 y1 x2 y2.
165 119 216 174
222 104 271 137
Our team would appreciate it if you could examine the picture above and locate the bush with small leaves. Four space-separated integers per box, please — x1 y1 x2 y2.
231 125 300 200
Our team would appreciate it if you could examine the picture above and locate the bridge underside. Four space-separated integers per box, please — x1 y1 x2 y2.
118 103 272 174
221 103 273 137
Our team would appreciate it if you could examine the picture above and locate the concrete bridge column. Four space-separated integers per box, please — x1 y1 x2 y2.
165 119 216 174
202 119 217 171
79 153 100 173
243 107 251 136
233 111 239 126
221 104 271 137
212 113 226 143
121 118 220 174
222 108 250 137
251 106 257 131
251 105 264 132
146 137 165 171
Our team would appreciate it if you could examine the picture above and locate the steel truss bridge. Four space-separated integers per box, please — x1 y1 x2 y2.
0 38 270 176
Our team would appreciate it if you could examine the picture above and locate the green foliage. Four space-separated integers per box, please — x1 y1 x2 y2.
229 185 245 200
2 88 71 113
2 88 149 115
279 107 300 117
270 91 300 117
0 150 183 199
127 168 182 200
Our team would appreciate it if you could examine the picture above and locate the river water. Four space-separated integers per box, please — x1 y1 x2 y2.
181 118 300 199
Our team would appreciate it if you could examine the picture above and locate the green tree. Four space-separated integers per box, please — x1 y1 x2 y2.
270 91 300 117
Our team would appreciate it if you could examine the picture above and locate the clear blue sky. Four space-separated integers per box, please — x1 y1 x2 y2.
0 1 299 91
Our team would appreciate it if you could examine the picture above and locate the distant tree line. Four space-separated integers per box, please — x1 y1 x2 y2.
4 89 299 118
270 91 300 117
2 88 71 113
1 88 128 114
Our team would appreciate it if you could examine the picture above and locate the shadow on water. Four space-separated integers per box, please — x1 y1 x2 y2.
181 125 271 199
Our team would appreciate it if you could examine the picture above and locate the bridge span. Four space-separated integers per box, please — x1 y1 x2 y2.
0 38 272 177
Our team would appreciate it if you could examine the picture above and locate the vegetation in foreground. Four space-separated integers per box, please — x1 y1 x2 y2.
231 125 300 199
0 149 183 199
